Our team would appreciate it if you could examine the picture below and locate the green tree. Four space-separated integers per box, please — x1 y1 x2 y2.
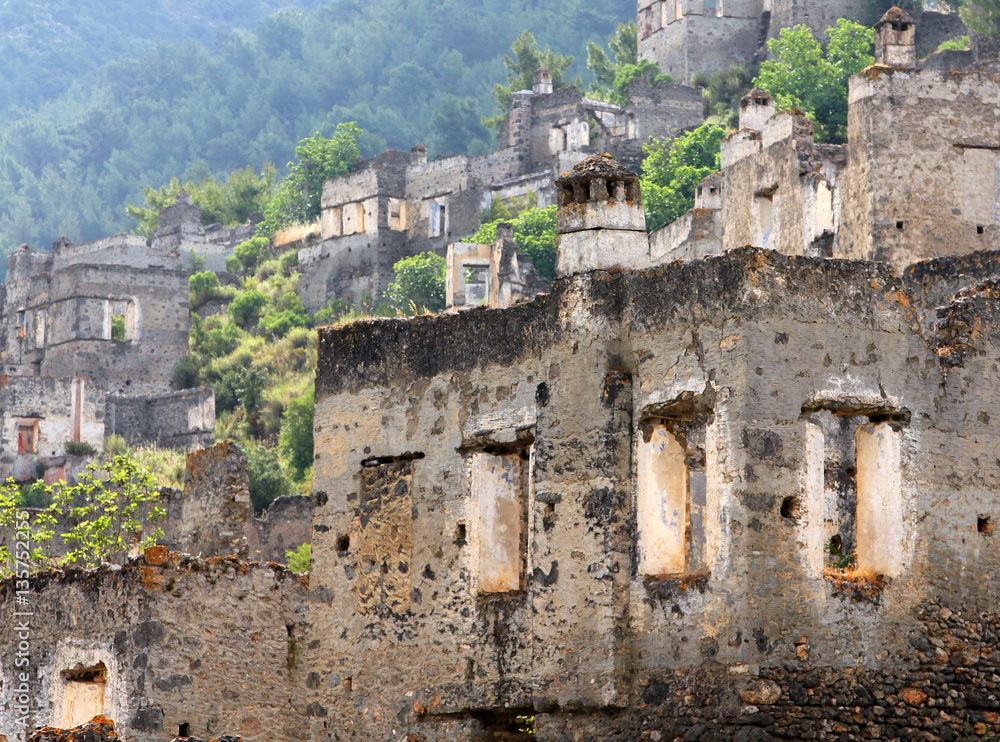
471 205 558 283
640 124 726 233
960 0 1000 37
49 454 166 568
127 166 276 239
387 252 447 312
0 480 55 577
279 386 314 482
228 289 269 328
754 20 875 143
245 441 294 514
587 21 638 96
692 64 758 129
189 270 222 308
257 123 363 236
610 59 673 106
488 31 576 124
286 542 311 573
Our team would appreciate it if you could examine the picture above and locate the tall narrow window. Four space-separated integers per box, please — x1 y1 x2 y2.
856 423 903 577
471 450 527 594
356 457 416 615
638 425 688 576
17 419 38 454
755 191 777 250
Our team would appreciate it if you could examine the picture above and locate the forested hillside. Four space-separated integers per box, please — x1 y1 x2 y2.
0 0 328 114
0 0 632 258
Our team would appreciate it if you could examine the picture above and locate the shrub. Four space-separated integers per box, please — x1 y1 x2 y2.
386 252 446 312
233 236 272 272
228 290 268 328
245 442 294 514
286 542 311 573
171 354 202 390
279 386 314 482
189 270 221 308
65 440 98 457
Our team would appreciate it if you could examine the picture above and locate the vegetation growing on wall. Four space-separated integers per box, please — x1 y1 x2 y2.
753 20 875 144
640 124 725 233
470 205 558 283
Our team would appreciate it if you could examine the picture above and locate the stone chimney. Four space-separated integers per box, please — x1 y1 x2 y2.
695 173 722 211
739 88 776 132
411 143 428 165
533 67 553 95
875 8 916 67
556 154 648 277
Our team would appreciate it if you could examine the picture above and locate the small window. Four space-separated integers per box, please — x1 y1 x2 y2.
896 220 904 230
17 419 38 454
16 310 25 339
57 663 107 729
34 310 45 347
637 424 688 576
471 450 528 594
464 264 490 306
429 202 447 238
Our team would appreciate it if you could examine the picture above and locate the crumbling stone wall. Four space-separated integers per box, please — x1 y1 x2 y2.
0 551 309 742
309 246 1000 741
160 443 251 559
842 67 1000 269
105 388 215 451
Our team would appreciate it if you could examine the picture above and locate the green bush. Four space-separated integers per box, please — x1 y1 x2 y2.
245 442 294 514
286 542 311 573
228 290 268 328
171 354 202 390
472 205 558 283
314 299 352 326
387 252 446 312
233 236 272 272
259 309 310 338
279 386 314 482
189 270 221 308
65 441 98 457
279 249 299 271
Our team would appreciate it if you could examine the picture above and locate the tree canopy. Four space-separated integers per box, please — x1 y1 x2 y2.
753 19 875 144
640 124 725 234
471 205 558 283
488 30 578 123
960 0 1000 36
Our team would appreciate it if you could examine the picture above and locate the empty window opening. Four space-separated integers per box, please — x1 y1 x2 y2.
388 198 406 231
429 202 447 238
336 534 350 552
106 300 136 342
35 310 46 347
637 424 688 576
58 663 107 729
343 676 353 692
780 496 800 521
637 414 711 579
464 264 490 307
979 516 993 534
341 202 366 236
978 224 986 235
805 411 905 579
754 191 777 251
896 220 904 230
471 449 528 594
178 723 191 738
356 458 416 615
17 419 38 454
16 310 25 339
455 522 467 544
856 422 904 577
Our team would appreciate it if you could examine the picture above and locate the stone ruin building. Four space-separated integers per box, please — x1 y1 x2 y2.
0 192 242 482
638 0 969 82
297 72 703 311
12 7 1000 742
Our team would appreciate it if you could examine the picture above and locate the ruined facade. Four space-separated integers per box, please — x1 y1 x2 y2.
298 76 702 310
638 0 969 82
445 224 549 311
0 550 309 742
305 144 1000 740
654 14 1000 274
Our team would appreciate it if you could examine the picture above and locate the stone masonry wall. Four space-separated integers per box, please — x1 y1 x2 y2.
309 246 1000 741
0 551 309 742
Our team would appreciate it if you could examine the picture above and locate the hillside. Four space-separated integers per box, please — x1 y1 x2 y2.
0 0 328 115
0 0 633 258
